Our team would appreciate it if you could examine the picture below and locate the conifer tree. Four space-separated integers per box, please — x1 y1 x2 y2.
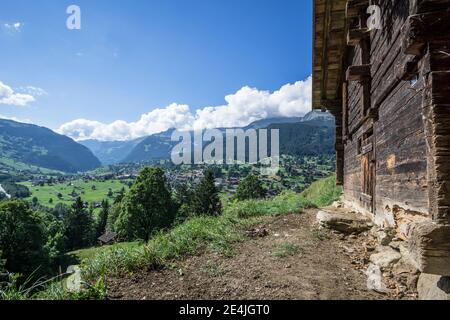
64 197 94 250
192 170 222 216
236 174 267 201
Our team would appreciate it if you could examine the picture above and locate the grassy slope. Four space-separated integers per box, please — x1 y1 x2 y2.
0 157 64 175
69 242 142 261
19 180 129 208
80 175 342 281
28 175 341 300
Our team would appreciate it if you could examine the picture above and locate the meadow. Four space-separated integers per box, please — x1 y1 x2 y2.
19 179 130 208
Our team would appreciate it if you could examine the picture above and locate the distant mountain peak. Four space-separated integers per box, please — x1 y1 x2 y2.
302 110 334 122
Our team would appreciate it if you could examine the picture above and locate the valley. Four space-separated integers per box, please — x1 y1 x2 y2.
0 111 339 300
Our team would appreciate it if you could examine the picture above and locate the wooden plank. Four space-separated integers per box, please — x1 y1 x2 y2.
346 0 369 18
321 99 342 110
402 10 450 56
410 0 450 14
360 192 373 203
410 223 450 276
346 64 371 81
347 27 370 46
362 142 373 155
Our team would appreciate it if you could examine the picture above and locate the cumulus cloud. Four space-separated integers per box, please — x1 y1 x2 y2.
58 104 194 141
16 86 48 97
58 77 312 141
0 81 36 107
3 22 22 32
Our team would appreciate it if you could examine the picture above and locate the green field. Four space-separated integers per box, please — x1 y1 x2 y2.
19 179 130 208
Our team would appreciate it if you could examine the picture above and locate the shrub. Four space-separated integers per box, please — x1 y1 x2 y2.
0 200 50 279
235 174 267 201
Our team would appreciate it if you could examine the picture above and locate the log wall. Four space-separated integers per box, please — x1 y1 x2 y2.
343 0 430 228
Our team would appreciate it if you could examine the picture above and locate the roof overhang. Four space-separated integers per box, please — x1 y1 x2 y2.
313 0 347 115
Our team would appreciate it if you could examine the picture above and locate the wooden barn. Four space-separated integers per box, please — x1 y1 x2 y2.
313 0 450 277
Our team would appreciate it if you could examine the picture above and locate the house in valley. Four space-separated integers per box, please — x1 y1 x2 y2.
313 0 450 279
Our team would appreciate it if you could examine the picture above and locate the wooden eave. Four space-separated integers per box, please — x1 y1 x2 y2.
313 0 347 115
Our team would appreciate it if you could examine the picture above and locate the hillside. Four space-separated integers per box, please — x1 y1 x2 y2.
79 137 145 165
60 176 382 300
0 119 101 173
272 120 335 156
123 130 175 163
123 114 335 163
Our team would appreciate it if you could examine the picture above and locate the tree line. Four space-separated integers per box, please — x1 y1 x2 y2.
0 167 267 284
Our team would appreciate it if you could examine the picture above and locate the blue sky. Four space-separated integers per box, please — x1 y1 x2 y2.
0 0 313 141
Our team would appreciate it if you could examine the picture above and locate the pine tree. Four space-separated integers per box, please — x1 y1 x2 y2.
192 170 222 216
236 174 267 201
96 199 109 237
64 197 94 250
114 187 126 205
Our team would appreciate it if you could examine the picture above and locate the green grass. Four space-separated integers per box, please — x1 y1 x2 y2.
272 243 302 258
81 175 342 281
81 213 247 280
224 176 342 219
19 179 129 208
69 242 142 261
27 175 342 299
300 175 343 208
0 157 64 175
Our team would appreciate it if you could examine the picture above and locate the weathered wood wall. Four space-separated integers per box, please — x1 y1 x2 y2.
314 0 450 276
343 0 430 227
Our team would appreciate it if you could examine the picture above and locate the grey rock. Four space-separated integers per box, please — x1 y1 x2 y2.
366 263 389 294
370 227 395 246
370 247 402 269
316 208 372 235
418 273 450 300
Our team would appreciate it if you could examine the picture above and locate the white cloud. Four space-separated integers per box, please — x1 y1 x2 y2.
17 86 48 97
0 81 36 107
58 76 313 141
3 22 22 32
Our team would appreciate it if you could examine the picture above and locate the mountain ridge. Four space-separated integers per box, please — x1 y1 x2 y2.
0 119 101 173
80 110 334 164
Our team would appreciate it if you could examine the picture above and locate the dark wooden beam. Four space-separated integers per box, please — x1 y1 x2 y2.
410 0 450 14
346 0 369 18
402 10 450 56
346 64 371 81
320 99 342 110
347 27 370 46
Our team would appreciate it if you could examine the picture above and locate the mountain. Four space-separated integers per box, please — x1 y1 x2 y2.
245 117 303 130
270 120 335 156
301 110 334 122
0 119 101 173
123 116 335 163
123 129 176 163
79 137 145 165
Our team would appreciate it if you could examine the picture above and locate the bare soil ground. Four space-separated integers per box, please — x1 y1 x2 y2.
107 209 387 300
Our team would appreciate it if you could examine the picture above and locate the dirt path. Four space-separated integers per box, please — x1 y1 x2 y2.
107 210 386 300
